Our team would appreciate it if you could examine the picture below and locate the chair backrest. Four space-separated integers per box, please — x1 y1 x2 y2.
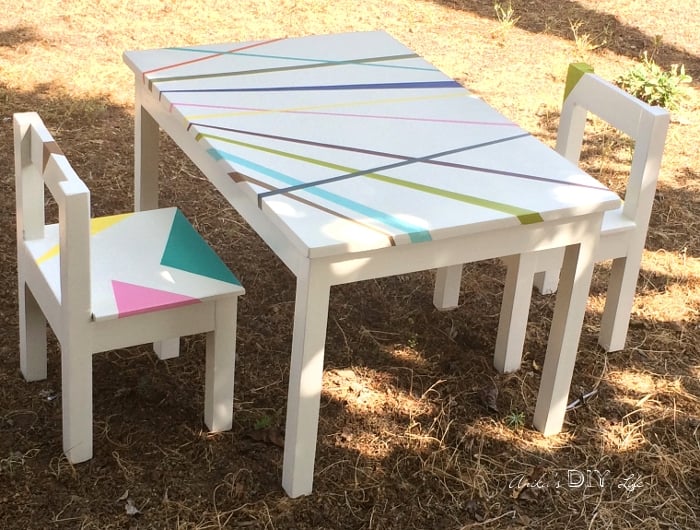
556 63 670 234
15 112 91 319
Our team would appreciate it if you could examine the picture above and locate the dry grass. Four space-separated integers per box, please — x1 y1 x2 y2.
1 0 699 528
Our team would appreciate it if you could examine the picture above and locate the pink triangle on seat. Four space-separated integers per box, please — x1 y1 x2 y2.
111 280 200 318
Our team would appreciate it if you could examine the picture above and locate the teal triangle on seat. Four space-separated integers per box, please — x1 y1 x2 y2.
161 209 241 285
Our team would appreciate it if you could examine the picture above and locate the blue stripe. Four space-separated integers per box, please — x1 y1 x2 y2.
208 148 431 243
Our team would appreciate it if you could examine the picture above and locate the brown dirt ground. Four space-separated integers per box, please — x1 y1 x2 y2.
1 1 699 528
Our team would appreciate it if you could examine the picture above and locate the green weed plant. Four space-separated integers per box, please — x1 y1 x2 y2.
616 52 692 110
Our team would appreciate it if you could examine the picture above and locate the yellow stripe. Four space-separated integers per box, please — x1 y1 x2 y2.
35 213 134 264
183 91 468 121
90 212 133 235
36 245 59 265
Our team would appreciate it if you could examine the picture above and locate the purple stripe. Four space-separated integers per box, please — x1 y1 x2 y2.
257 134 533 199
191 122 608 191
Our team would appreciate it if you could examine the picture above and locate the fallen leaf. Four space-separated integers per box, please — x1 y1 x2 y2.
478 381 499 413
247 426 285 448
516 484 540 502
125 498 141 516
267 427 285 448
531 465 546 483
517 513 532 526
465 499 485 522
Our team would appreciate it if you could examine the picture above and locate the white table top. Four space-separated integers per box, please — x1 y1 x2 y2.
124 31 620 259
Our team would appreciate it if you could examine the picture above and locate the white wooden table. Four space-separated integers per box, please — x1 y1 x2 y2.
124 30 621 497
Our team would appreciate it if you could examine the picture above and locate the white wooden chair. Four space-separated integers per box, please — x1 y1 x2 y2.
15 112 245 463
500 64 670 371
434 63 670 371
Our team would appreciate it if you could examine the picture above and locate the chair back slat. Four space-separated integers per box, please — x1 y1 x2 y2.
14 113 45 241
14 112 91 319
556 65 670 234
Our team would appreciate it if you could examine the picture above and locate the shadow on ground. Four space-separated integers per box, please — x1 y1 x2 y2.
1 53 699 528
429 0 700 79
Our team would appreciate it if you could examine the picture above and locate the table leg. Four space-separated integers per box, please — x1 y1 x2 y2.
533 225 598 435
282 261 331 498
433 264 463 310
134 86 181 356
134 90 160 212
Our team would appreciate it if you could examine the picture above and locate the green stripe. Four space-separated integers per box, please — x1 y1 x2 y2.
151 53 420 86
367 174 543 223
198 132 543 224
563 63 594 101
167 47 437 72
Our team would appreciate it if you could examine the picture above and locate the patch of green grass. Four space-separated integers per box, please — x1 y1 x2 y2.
616 52 692 110
504 411 526 430
253 415 273 430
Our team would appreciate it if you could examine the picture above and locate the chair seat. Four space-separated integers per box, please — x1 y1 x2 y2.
601 206 636 236
25 207 244 321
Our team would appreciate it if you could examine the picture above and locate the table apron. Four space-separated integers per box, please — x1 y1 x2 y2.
304 213 604 287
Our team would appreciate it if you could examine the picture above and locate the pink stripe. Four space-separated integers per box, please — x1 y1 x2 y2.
111 280 200 318
142 38 285 82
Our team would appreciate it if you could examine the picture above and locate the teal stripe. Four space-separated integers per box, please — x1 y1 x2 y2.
161 209 241 285
201 132 543 224
208 148 431 243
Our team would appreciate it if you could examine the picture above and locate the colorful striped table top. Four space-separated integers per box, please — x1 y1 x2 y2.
124 31 620 258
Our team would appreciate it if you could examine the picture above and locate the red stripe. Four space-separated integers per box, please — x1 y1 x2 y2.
141 37 285 83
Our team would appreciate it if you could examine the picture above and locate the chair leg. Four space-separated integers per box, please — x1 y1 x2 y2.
598 255 639 352
61 342 93 463
204 296 238 432
19 283 47 382
433 264 463 310
532 247 565 295
154 337 180 360
494 253 537 373
533 270 560 295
